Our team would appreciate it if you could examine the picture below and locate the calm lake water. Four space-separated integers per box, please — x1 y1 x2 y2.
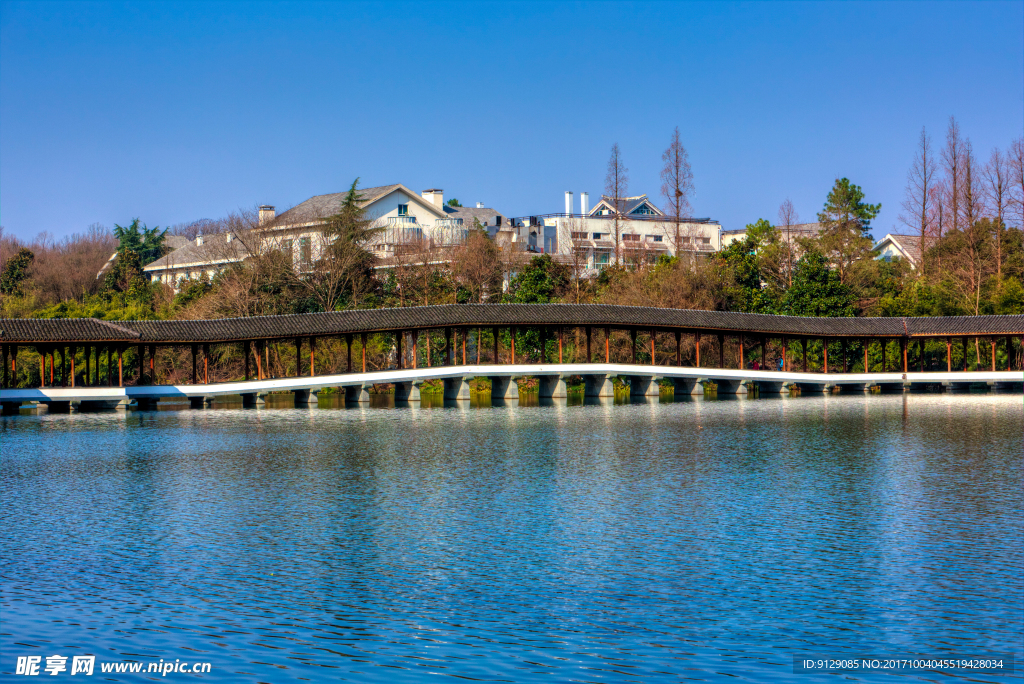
1 394 1022 682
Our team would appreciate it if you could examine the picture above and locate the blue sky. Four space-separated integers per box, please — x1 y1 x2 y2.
1 1 1021 240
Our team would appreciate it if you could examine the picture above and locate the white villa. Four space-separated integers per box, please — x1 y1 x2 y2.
144 184 506 289
872 233 924 269
509 192 721 271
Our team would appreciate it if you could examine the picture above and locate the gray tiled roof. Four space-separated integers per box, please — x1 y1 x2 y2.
144 235 250 271
0 318 140 343
272 184 406 225
882 234 924 264
3 305 1022 344
443 205 506 226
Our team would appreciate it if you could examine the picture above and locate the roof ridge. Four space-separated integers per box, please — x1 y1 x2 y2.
96 319 142 338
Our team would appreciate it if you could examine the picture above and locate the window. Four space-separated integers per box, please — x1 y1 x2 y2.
592 232 604 239
571 232 588 240
649 235 663 242
299 237 311 265
282 239 293 263
596 252 611 265
631 204 657 215
622 233 640 242
698 237 711 245
397 204 409 216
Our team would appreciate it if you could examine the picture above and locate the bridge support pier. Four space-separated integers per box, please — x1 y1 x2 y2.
538 374 567 399
626 375 661 397
78 400 122 411
837 383 869 393
713 379 745 394
293 389 318 406
755 381 785 394
796 382 828 393
41 400 71 413
189 396 206 409
241 392 266 407
671 378 702 395
876 382 906 393
2 401 23 415
344 384 370 403
394 381 422 402
135 397 160 410
993 381 1023 392
584 374 615 397
443 377 472 401
489 376 519 401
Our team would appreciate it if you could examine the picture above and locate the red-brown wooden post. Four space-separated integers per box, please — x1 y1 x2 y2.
203 343 210 383
990 338 996 371
511 327 516 364
148 345 155 385
918 339 924 372
558 326 563 363
946 337 952 372
39 347 46 387
650 329 656 366
118 346 123 387
630 329 637 364
901 338 908 373
412 330 419 368
256 341 264 380
461 327 467 365
696 333 702 368
801 339 807 373
675 331 682 367
862 339 868 373
738 333 744 370
604 327 610 363
823 339 828 374
361 332 367 372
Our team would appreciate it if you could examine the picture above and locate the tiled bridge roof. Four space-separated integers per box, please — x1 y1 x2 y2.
2 305 1023 344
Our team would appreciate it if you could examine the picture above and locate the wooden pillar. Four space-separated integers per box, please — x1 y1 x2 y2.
149 345 155 385
39 347 46 387
361 332 367 373
445 327 452 366
718 334 725 369
412 330 419 369
630 329 637 364
256 341 264 380
675 331 681 367
650 329 656 366
346 334 353 373
137 344 144 385
862 339 868 373
51 348 56 385
558 327 563 363
881 340 887 372
244 342 250 381
901 338 908 373
294 337 302 377
946 337 952 372
738 333 744 370
191 344 198 384
493 326 499 364
842 340 848 373
309 337 316 376
203 343 210 383
1 344 6 388
990 338 996 371
396 332 402 370
696 333 701 368
476 328 481 365
586 326 592 362
10 344 16 387
918 340 924 373
822 339 828 374
511 327 516 364
781 337 787 371
801 339 807 373
461 327 467 365
265 342 271 379
761 337 767 369
604 327 610 363
118 346 123 387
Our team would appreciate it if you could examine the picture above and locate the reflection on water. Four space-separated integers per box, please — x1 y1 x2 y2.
1 394 1021 682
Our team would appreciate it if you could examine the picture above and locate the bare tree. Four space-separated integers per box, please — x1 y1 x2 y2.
604 143 629 265
982 147 1010 279
777 199 799 286
960 139 984 230
451 227 501 303
899 126 937 274
660 127 694 255
556 216 591 303
1008 137 1024 229
941 116 964 234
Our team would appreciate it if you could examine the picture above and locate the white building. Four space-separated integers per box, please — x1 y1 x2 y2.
509 192 721 272
873 233 924 269
144 184 506 289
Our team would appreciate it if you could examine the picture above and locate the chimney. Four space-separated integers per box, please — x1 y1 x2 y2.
196 235 204 246
259 205 276 226
421 189 444 209
226 232 234 243
476 202 484 208
565 191 573 216
581 192 589 216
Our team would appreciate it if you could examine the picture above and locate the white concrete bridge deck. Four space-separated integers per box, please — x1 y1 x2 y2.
2 364 1020 409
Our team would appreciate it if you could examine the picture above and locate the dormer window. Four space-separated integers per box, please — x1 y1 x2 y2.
632 204 657 215
397 204 409 216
